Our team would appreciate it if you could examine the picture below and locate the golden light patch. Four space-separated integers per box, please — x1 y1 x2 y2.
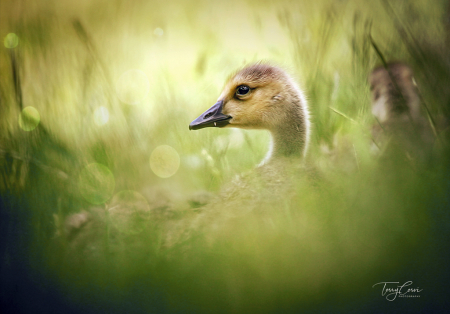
116 70 150 105
150 145 180 178
108 190 151 234
19 106 40 131
78 163 115 205
4 33 19 48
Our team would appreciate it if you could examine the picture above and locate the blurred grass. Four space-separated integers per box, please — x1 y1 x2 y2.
1 0 450 313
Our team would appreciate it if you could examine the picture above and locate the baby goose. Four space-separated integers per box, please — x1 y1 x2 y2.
369 62 434 161
162 64 313 248
369 62 421 125
190 63 310 164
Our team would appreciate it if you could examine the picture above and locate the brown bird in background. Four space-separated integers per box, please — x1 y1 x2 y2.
368 62 436 163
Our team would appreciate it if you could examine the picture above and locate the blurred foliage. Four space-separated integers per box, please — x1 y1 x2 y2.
1 0 449 313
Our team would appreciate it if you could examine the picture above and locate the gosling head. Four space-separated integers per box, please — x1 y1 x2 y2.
190 63 310 159
190 64 304 130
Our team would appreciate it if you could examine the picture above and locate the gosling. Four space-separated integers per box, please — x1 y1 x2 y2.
161 64 313 248
369 62 434 162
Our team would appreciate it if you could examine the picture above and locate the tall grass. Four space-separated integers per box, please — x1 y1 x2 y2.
1 0 449 313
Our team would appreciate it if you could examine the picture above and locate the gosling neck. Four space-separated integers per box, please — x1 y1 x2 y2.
267 102 309 161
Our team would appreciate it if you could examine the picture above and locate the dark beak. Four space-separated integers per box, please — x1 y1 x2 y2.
189 100 231 130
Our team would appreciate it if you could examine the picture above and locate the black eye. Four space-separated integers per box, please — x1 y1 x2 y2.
236 85 250 96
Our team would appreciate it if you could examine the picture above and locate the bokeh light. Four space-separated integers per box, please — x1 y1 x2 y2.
153 27 164 37
18 106 40 131
108 190 151 234
150 145 180 178
228 129 245 148
93 106 109 126
78 163 115 205
214 130 245 151
184 155 203 169
116 70 150 105
4 33 19 48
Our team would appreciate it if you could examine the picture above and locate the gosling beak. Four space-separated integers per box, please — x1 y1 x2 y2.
189 100 232 130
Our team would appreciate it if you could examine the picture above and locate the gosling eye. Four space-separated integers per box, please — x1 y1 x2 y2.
236 85 250 97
